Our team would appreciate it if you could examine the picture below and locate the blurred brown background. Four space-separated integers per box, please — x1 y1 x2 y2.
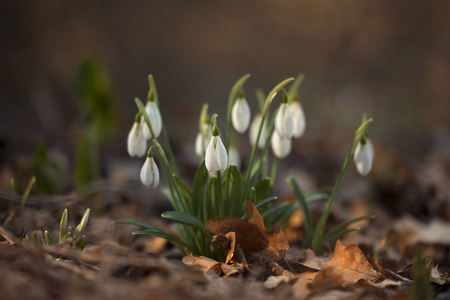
0 0 449 169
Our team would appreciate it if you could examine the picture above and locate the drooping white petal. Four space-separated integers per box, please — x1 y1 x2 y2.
215 136 228 172
353 138 374 176
195 129 211 157
205 136 228 175
140 157 153 186
232 97 251 133
249 114 268 149
271 130 292 159
275 103 294 139
205 137 220 175
142 102 162 139
291 101 306 138
228 146 241 169
195 133 203 157
128 122 147 157
152 159 160 187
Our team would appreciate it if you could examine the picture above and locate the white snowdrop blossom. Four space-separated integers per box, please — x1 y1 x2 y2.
127 122 147 157
275 103 294 139
271 130 292 159
195 124 211 157
140 156 160 187
249 113 268 149
205 135 228 176
231 97 251 133
290 101 306 138
353 138 374 176
142 101 162 139
228 146 241 169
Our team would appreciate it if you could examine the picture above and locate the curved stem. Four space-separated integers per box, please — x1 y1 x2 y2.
312 118 373 251
243 78 294 191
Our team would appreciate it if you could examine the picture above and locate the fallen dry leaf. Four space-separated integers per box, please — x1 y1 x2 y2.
181 255 222 274
324 240 379 285
205 201 289 262
393 216 450 246
430 265 450 285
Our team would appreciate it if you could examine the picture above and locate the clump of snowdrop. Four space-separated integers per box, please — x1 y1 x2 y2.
249 113 268 149
271 130 292 159
231 90 251 134
353 137 374 176
205 115 228 176
140 149 160 187
127 113 147 157
290 95 306 138
142 91 162 140
275 93 294 140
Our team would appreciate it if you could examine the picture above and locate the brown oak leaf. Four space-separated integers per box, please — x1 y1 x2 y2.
205 201 289 262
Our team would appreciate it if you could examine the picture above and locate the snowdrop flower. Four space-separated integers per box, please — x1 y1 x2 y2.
249 113 268 149
127 115 147 157
275 94 294 139
228 146 241 169
271 130 292 159
195 123 211 157
142 99 162 140
353 138 374 176
140 151 160 187
290 98 306 138
231 93 251 133
205 123 228 176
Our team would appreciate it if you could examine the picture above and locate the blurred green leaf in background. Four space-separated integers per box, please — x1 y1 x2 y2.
73 57 117 187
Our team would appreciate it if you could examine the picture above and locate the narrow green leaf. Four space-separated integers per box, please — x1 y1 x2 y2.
20 176 36 208
305 191 329 203
255 177 272 203
161 211 205 231
228 165 242 216
192 161 209 218
114 220 165 232
31 231 39 247
288 176 313 247
255 89 266 112
260 202 290 219
133 230 187 247
322 215 374 241
76 236 86 250
77 208 90 237
44 231 53 246
255 196 278 209
59 208 68 243
287 74 305 100
322 227 360 243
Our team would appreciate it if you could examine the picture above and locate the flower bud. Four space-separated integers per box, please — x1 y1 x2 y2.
290 100 306 138
142 101 162 139
275 103 294 139
205 135 228 176
353 138 374 176
249 113 268 149
140 156 160 187
271 130 292 159
127 121 147 157
232 97 251 133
